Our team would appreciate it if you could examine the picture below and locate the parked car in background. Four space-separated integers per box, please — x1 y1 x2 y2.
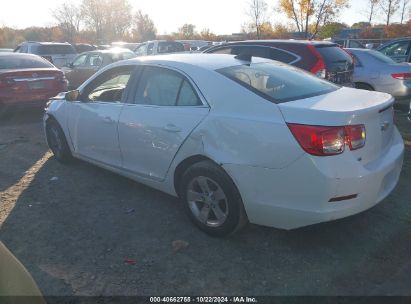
0 48 13 52
44 54 403 236
176 40 211 51
204 40 354 86
0 53 67 111
134 40 185 56
111 42 140 51
347 48 411 108
377 38 411 63
324 38 366 48
62 48 135 89
74 43 97 53
14 42 77 68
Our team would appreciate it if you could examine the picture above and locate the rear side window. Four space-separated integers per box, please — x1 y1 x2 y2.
0 55 54 69
157 42 185 54
380 41 410 56
315 45 353 65
32 44 77 55
217 62 338 103
134 66 201 106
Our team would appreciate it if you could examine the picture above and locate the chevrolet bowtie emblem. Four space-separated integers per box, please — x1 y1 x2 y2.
381 121 390 131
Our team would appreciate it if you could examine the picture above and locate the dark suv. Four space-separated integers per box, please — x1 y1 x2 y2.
14 42 77 68
204 40 354 86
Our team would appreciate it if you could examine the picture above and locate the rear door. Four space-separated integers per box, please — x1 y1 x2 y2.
118 65 209 181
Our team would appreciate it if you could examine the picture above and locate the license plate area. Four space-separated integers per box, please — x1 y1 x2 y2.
29 81 45 89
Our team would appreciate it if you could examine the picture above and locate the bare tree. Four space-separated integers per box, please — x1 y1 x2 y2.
132 10 157 42
363 0 381 24
247 0 268 39
52 2 83 42
400 0 410 23
380 0 401 25
81 0 106 43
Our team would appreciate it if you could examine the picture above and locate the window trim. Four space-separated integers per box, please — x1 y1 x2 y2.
206 44 301 65
79 65 138 104
128 64 208 108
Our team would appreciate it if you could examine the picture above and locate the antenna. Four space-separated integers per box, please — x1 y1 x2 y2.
234 53 252 62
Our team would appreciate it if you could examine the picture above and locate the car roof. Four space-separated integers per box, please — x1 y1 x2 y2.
0 52 43 58
120 53 272 71
377 37 411 49
21 41 72 46
214 39 336 46
80 48 133 55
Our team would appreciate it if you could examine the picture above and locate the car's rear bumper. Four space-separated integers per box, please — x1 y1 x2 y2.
223 127 404 230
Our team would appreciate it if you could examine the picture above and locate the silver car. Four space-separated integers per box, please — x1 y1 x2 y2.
347 48 411 108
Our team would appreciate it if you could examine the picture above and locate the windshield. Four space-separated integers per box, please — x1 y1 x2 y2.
217 62 339 103
368 50 395 64
0 55 54 69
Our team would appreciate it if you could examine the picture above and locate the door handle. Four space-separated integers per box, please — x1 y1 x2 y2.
102 116 114 124
163 124 181 133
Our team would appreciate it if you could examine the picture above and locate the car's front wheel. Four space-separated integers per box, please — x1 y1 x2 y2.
46 119 72 163
180 161 247 236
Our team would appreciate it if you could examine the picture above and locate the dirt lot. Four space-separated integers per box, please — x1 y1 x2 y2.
0 107 410 296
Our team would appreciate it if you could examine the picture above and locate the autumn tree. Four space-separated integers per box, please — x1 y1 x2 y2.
246 0 268 39
52 2 83 43
279 0 349 39
132 10 157 42
200 28 216 40
105 0 132 40
177 24 197 39
380 0 401 25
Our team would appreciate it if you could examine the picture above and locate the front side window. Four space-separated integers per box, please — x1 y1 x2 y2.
72 54 88 67
134 67 201 106
135 44 147 56
85 54 103 67
380 41 410 56
157 42 185 54
218 62 339 103
82 66 135 103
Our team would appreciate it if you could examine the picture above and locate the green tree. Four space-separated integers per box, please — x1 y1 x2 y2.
318 22 347 38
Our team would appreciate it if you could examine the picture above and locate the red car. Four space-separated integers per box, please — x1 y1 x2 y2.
0 53 67 109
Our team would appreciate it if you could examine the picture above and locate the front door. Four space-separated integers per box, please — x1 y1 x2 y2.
67 65 137 167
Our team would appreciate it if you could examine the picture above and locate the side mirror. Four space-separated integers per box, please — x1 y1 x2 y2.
65 90 79 102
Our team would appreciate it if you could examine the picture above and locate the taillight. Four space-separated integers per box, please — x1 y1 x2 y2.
307 45 326 78
391 73 411 80
345 125 366 150
287 123 366 156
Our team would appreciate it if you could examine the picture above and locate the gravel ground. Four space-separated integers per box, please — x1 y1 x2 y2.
0 107 410 296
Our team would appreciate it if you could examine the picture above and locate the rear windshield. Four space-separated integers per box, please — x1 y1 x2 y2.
316 45 353 64
0 55 54 69
368 50 395 64
157 42 185 54
217 62 338 103
32 44 77 55
110 52 135 62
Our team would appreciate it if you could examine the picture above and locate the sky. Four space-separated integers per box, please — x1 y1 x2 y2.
0 0 406 35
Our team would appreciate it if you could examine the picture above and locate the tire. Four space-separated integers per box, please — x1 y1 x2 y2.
180 160 247 237
355 83 374 91
46 119 72 163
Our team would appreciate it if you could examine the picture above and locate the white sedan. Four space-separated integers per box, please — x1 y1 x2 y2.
44 54 404 236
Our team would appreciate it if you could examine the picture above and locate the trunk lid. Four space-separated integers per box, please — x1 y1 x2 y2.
278 87 395 164
0 68 63 93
